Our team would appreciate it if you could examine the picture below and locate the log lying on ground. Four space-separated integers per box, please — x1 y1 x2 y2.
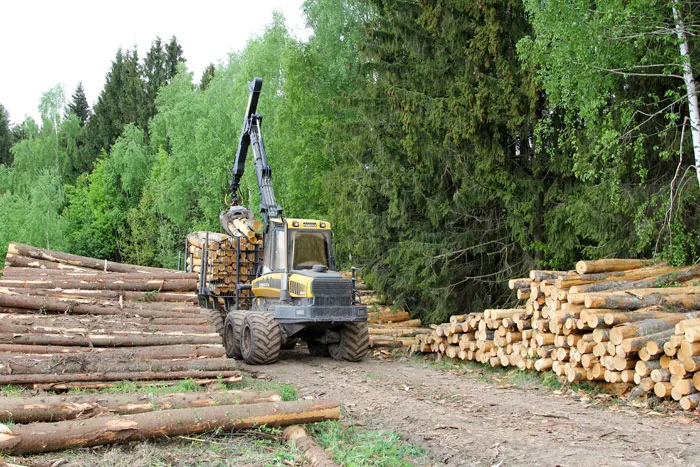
575 259 655 275
0 370 241 386
7 242 188 275
0 294 197 318
0 390 282 423
32 376 241 391
283 425 338 467
0 332 220 348
2 288 197 303
0 314 208 329
0 278 197 292
0 356 235 376
1 268 198 281
367 310 409 323
5 253 93 271
0 343 224 359
0 399 340 455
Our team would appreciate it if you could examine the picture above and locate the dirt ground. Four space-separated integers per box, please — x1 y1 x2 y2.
242 347 700 467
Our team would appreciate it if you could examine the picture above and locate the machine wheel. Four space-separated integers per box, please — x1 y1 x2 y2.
240 312 282 365
328 322 369 362
223 311 245 359
306 340 330 357
206 308 225 337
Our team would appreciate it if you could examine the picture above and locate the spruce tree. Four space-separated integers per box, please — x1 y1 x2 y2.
67 82 90 127
199 64 215 91
0 104 12 165
144 37 166 121
165 36 185 81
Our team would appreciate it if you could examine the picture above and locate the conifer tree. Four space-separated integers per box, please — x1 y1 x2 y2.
165 36 185 81
199 64 215 91
0 104 12 165
67 82 90 127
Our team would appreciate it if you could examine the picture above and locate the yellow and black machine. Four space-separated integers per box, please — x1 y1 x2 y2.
204 77 368 365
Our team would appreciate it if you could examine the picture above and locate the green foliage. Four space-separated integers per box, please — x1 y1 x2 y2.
67 82 90 127
310 420 429 466
0 103 13 165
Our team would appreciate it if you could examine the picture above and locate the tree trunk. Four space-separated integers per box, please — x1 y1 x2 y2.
672 0 700 188
584 287 700 310
575 259 655 275
0 390 282 424
1 268 198 281
0 356 235 376
283 425 338 467
0 343 224 359
0 294 197 318
6 243 187 275
609 315 693 345
619 329 674 353
31 376 240 391
0 370 241 386
0 400 340 455
0 278 196 292
0 332 220 347
0 313 207 328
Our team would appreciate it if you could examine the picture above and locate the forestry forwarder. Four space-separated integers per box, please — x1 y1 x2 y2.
203 77 369 365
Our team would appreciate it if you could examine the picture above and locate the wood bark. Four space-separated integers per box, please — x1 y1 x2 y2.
0 278 196 292
0 390 282 423
4 254 93 271
1 268 198 281
0 313 207 328
0 343 224 359
7 243 188 275
0 356 235 375
570 265 698 294
0 399 340 455
0 332 220 348
0 294 197 318
283 425 338 467
584 288 700 310
1 287 196 304
620 329 675 353
575 259 655 275
609 316 692 345
31 376 241 391
0 369 241 386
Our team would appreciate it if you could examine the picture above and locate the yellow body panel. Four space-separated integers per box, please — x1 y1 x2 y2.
272 218 331 230
252 273 314 298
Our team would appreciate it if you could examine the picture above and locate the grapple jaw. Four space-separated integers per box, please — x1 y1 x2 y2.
220 205 254 237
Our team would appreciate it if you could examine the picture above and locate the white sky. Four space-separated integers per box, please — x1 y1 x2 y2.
0 0 310 125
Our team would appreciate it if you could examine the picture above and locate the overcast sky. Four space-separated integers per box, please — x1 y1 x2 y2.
0 0 309 125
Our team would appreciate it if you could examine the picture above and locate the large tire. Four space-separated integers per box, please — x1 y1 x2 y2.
328 322 369 362
206 308 225 337
240 312 282 365
223 311 245 359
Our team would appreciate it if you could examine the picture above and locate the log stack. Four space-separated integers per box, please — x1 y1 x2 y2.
0 242 236 389
186 231 261 304
412 259 700 409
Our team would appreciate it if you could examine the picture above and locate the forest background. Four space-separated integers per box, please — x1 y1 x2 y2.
0 0 698 323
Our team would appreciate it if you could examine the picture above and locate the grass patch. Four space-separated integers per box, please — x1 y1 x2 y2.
228 375 299 401
0 384 24 397
309 420 429 466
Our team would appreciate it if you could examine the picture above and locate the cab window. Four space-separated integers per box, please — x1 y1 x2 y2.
290 231 329 269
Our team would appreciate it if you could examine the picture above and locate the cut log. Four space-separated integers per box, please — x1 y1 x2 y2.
0 278 196 292
0 369 241 386
7 243 188 275
609 315 695 345
0 390 282 423
619 329 675 353
575 259 655 275
0 343 224 359
2 288 197 303
0 356 235 376
367 310 409 324
680 392 700 410
31 376 240 391
584 288 700 310
283 425 338 467
0 332 220 348
1 268 198 281
571 265 697 294
0 399 340 455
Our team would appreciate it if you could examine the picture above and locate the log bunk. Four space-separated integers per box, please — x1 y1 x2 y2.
412 259 700 410
0 242 340 456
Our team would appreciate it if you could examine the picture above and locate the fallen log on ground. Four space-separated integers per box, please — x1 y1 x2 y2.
0 278 197 292
0 332 221 347
0 390 282 423
31 376 241 391
0 356 235 376
0 399 340 455
0 343 224 359
0 370 241 386
7 242 188 275
0 313 208 328
283 425 338 467
1 288 197 303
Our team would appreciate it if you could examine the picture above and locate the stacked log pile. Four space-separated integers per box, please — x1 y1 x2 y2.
0 389 340 455
354 277 432 348
413 259 700 409
186 230 262 303
0 242 236 389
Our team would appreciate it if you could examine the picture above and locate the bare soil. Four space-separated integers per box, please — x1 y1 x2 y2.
242 347 700 467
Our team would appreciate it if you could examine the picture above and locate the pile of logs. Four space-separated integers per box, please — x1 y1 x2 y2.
0 388 340 455
186 230 261 301
0 242 237 389
413 259 700 410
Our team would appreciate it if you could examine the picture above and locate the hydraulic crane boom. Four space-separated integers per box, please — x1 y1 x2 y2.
221 77 282 234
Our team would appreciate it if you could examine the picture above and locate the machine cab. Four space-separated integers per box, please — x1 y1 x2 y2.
262 218 333 274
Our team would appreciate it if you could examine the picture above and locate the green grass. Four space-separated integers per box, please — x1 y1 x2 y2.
0 384 23 397
309 420 429 466
227 375 299 401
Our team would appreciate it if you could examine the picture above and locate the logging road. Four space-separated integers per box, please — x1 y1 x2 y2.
242 349 700 466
